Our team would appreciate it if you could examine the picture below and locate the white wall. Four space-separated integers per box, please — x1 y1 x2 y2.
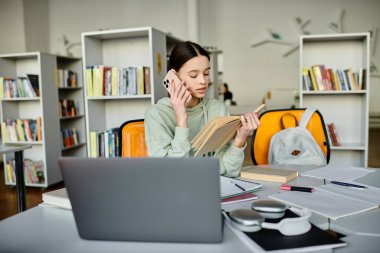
0 0 26 54
48 0 190 57
1 0 379 111
24 0 50 52
199 0 380 111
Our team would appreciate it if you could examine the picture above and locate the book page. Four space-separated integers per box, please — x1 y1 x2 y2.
192 116 240 148
269 188 378 220
194 120 241 157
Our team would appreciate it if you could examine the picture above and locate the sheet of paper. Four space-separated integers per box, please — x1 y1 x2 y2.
318 184 380 205
301 165 375 181
269 188 378 220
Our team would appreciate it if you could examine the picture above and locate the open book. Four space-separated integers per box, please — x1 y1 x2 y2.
269 183 380 220
191 104 265 157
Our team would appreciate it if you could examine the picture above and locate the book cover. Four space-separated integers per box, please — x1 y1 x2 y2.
192 104 265 157
85 67 93 96
143 66 151 94
240 167 299 183
111 67 119 96
311 66 324 91
221 192 258 204
137 66 145 95
308 68 318 91
26 74 40 97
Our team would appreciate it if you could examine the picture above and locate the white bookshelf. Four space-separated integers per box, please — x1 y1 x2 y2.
0 52 62 187
299 33 370 167
56 56 86 157
82 27 182 156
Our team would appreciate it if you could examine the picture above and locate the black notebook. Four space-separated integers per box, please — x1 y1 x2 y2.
224 209 347 252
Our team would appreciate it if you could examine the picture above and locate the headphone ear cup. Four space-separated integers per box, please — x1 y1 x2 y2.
251 199 286 219
228 209 264 232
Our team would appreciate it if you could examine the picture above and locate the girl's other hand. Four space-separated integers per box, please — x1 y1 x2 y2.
233 112 261 148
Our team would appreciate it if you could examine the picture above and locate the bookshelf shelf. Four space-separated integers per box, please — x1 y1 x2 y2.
299 33 370 167
61 142 86 151
60 114 84 120
4 141 44 145
82 27 182 157
301 90 367 95
330 145 366 151
1 98 41 102
87 95 152 100
58 87 83 90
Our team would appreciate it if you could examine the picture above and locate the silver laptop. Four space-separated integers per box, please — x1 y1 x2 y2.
59 157 222 243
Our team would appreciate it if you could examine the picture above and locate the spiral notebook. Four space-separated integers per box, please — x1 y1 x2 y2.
220 176 261 199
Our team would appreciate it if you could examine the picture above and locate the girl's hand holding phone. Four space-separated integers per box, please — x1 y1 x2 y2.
164 70 192 127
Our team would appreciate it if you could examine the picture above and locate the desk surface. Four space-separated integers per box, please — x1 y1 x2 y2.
0 206 253 253
1 165 379 252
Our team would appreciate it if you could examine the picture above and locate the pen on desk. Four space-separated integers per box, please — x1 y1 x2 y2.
330 181 367 189
280 184 314 193
231 181 246 192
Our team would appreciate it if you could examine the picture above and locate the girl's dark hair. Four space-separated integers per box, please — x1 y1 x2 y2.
168 41 210 71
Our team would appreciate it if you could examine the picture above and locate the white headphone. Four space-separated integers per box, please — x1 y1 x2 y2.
226 200 312 236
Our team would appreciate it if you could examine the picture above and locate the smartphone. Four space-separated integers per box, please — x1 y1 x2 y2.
163 69 181 94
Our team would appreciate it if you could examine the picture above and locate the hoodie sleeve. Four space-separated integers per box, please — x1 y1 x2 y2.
144 106 191 158
211 102 245 177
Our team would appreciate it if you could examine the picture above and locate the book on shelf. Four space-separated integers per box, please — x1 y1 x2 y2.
2 117 41 142
5 159 45 184
303 66 366 91
89 128 119 158
26 74 40 96
326 123 341 146
240 166 299 183
270 183 380 220
41 188 72 210
143 66 151 94
56 69 78 88
85 65 151 97
192 104 265 157
61 128 79 148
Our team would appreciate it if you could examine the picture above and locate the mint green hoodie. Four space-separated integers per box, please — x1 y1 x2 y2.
144 97 245 177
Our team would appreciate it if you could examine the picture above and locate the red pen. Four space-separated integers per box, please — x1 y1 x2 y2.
280 184 314 193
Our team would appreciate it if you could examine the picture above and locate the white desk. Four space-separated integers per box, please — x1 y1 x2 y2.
329 170 380 237
335 235 380 253
1 165 379 252
0 206 253 253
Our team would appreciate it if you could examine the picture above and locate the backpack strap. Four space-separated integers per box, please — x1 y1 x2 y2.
299 108 317 128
